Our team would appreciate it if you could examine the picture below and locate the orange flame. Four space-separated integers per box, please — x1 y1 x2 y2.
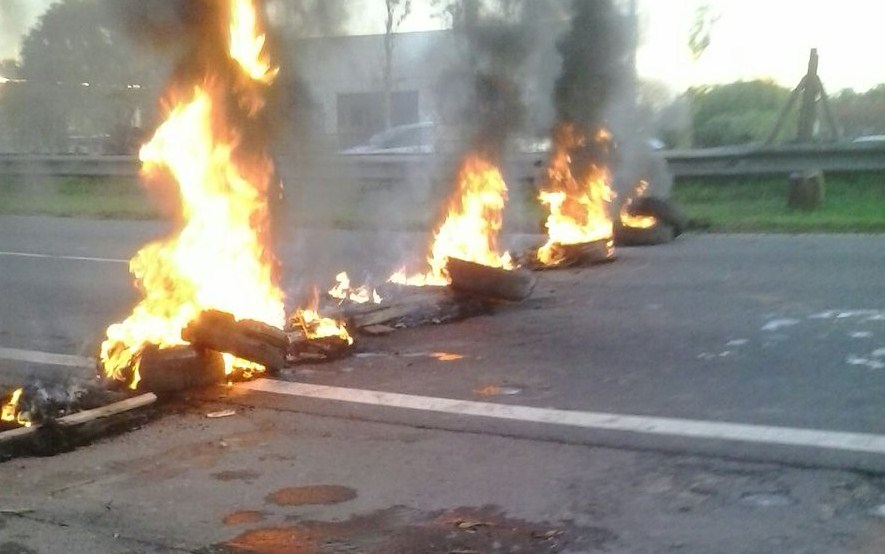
328 272 382 305
391 154 513 286
537 125 616 266
619 180 657 229
230 0 279 84
291 308 354 345
100 0 284 387
1 388 30 428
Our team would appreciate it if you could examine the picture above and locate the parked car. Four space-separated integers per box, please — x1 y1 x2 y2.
342 122 436 155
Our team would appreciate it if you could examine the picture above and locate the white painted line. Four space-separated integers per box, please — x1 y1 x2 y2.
239 379 885 456
0 347 94 368
0 251 128 264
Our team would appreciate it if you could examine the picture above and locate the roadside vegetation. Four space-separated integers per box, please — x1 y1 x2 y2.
673 173 885 233
0 176 158 219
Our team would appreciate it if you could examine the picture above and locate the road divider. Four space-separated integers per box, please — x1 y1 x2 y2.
0 251 128 264
235 378 885 473
0 347 94 368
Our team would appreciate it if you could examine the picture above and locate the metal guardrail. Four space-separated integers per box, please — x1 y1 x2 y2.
3 143 885 179
663 142 885 177
0 154 139 178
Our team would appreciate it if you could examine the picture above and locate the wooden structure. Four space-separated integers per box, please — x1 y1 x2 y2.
766 49 841 145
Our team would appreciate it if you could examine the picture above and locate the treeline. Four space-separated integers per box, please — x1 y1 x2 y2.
649 80 885 149
0 0 165 154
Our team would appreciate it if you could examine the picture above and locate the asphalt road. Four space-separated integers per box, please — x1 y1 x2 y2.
1 216 883 434
2 404 883 554
1 215 884 552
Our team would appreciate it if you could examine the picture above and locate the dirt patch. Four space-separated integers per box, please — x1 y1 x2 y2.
214 505 616 554
213 470 262 482
224 511 268 526
265 485 357 507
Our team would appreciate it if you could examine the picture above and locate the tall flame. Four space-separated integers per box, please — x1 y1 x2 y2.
537 125 616 266
619 180 657 229
230 0 279 83
1 388 30 428
100 0 284 387
391 154 513 286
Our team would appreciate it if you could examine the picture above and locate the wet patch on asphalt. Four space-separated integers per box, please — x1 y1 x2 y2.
224 511 269 526
264 485 357 507
212 470 263 482
202 505 616 554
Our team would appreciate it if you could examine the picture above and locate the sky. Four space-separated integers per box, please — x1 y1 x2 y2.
1 0 884 93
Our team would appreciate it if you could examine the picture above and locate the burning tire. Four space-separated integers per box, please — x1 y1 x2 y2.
614 222 675 246
626 197 688 237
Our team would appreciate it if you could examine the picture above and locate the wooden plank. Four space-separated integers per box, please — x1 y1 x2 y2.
57 393 157 427
0 425 37 447
0 393 157 459
446 258 536 302
345 286 491 331
182 310 287 370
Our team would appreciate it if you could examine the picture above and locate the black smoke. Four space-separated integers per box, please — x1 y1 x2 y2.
439 0 535 162
554 0 628 137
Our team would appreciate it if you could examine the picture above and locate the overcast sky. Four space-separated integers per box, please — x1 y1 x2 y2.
1 0 883 92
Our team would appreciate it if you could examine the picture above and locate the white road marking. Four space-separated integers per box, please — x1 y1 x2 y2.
0 251 128 264
239 379 885 456
0 347 94 368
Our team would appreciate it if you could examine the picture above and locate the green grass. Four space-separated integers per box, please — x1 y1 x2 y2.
0 176 160 220
5 172 884 234
673 173 885 233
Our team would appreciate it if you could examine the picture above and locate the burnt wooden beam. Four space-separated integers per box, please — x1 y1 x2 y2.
182 310 287 371
286 330 354 364
0 393 157 460
137 345 227 394
446 258 536 302
345 287 491 332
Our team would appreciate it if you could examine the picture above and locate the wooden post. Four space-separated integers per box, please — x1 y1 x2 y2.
797 49 820 143
788 170 825 211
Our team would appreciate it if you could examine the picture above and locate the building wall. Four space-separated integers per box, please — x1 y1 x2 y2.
288 27 564 150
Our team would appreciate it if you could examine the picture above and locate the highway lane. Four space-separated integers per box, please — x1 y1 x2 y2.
1 216 884 452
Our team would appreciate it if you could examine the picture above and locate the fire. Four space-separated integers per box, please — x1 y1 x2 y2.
100 0 285 387
329 272 382 305
1 388 30 428
291 309 354 345
230 0 279 84
537 125 616 266
391 155 513 286
619 180 657 229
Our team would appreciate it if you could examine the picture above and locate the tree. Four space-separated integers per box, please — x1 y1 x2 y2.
0 0 164 153
688 80 792 147
687 4 720 60
383 0 412 129
831 86 885 138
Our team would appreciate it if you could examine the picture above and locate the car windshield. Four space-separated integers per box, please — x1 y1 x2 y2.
2 2 884 553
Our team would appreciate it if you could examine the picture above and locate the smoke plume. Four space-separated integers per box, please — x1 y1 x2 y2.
438 0 535 162
553 0 671 196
